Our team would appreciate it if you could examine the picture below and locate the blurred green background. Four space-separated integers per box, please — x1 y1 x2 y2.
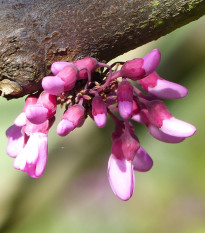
0 16 205 233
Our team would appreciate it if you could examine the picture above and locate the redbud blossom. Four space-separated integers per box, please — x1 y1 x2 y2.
5 50 196 201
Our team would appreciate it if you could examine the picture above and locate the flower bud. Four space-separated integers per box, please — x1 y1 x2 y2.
138 72 188 99
120 49 161 80
26 92 57 125
148 101 196 137
120 58 145 80
74 57 99 80
92 95 107 128
51 61 72 75
42 64 78 95
117 80 133 119
57 104 85 136
142 49 161 75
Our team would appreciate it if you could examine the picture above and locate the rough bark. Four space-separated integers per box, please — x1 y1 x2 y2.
0 0 205 99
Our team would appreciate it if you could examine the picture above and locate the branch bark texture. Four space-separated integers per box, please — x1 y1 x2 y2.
0 0 205 98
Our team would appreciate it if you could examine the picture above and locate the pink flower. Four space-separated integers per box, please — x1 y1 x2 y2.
12 119 53 178
108 121 142 200
108 124 153 200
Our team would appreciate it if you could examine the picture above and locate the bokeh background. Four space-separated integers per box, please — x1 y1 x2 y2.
0 16 205 233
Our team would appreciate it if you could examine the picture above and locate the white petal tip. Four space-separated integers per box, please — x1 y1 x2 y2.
148 124 185 143
57 119 75 136
148 80 188 99
161 117 196 137
118 101 132 119
94 114 107 128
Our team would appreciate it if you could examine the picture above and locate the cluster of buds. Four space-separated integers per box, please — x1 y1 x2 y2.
6 49 196 200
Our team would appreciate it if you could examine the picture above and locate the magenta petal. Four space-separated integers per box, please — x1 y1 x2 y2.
6 125 24 158
148 79 188 99
108 154 135 201
161 117 196 137
51 62 72 75
133 147 153 172
142 49 161 75
42 76 65 96
94 113 107 128
26 104 48 124
118 101 132 119
148 124 185 143
57 119 75 136
14 112 27 127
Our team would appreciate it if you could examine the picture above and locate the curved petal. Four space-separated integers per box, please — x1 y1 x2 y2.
133 147 153 172
51 62 72 75
142 49 161 75
14 112 27 127
148 79 188 99
57 119 75 136
26 104 48 124
6 125 24 158
161 117 196 137
108 154 135 201
42 76 65 96
34 134 48 177
148 124 185 143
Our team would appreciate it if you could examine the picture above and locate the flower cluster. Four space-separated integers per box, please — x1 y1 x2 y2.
6 49 196 200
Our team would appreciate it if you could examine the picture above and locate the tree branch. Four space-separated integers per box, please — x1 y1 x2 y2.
0 0 205 98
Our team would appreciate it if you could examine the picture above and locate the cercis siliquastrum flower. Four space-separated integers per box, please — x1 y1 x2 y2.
6 49 196 200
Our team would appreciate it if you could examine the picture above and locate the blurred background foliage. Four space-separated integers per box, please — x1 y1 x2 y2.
0 15 205 233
